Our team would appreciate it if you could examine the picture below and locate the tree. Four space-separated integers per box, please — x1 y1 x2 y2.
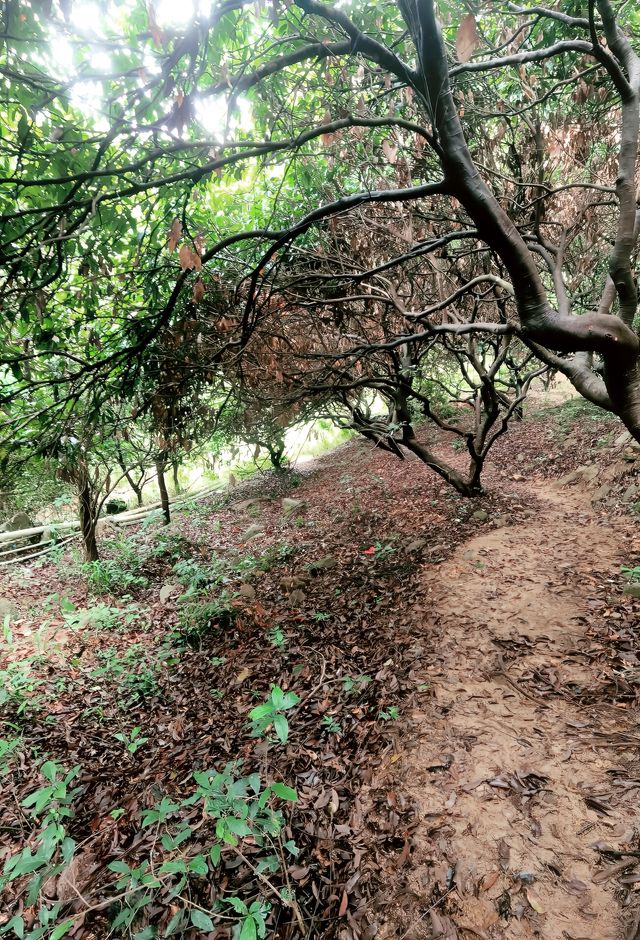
239 203 548 494
2 0 640 470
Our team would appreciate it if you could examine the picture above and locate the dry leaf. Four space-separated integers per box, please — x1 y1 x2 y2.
167 218 182 252
147 2 164 47
456 13 479 64
338 890 348 917
480 870 500 892
179 244 196 271
193 278 205 303
525 887 546 913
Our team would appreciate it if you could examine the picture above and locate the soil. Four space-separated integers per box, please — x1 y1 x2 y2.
2 416 640 939
377 481 640 940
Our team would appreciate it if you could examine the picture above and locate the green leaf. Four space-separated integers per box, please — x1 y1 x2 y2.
273 714 289 743
133 928 156 940
40 761 58 783
209 844 221 866
188 854 208 875
226 817 252 837
238 916 257 940
159 859 188 875
269 783 298 801
49 919 75 940
3 916 24 939
190 909 214 931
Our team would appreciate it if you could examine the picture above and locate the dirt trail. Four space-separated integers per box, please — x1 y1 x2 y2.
385 482 640 939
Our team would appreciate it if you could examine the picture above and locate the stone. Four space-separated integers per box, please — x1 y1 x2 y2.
614 431 633 447
406 539 427 553
471 509 489 522
241 523 264 542
581 464 600 482
280 575 307 591
282 497 306 514
592 484 612 502
623 584 640 598
2 511 40 545
159 582 180 603
0 598 18 620
6 511 34 531
105 498 127 515
622 447 639 462
308 555 338 572
288 588 306 606
238 583 256 600
235 498 265 512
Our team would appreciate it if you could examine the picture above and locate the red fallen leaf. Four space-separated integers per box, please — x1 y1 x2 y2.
338 890 348 917
363 547 375 555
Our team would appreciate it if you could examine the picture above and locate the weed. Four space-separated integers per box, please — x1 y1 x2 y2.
378 705 400 721
173 557 215 594
321 715 342 735
342 674 372 694
0 660 44 718
0 736 22 775
150 530 192 560
1 760 82 939
82 558 148 594
114 725 148 755
268 626 286 647
249 685 299 744
621 564 640 582
90 645 160 703
177 594 236 645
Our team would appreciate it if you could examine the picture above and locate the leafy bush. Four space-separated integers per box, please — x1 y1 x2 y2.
176 594 236 646
81 558 148 594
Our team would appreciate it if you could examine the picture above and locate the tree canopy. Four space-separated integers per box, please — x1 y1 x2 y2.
3 0 640 483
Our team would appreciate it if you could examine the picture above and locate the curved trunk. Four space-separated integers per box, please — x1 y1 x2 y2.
155 454 171 525
403 434 482 498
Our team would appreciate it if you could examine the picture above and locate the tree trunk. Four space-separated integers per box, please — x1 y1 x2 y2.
155 454 171 525
171 458 181 494
78 477 99 562
127 476 143 506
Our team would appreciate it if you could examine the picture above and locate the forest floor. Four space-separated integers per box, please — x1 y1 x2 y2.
1 400 640 940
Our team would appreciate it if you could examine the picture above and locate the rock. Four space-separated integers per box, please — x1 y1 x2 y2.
7 511 34 531
558 469 581 486
282 497 306 514
622 447 639 462
280 575 307 591
0 598 18 620
581 464 600 482
238 583 256 600
623 584 640 598
241 523 264 542
622 484 638 502
105 498 127 515
615 431 633 447
288 588 306 606
592 484 612 502
159 582 180 603
511 473 524 481
471 509 489 522
406 539 427 553
2 511 40 545
235 498 265 512
308 555 338 572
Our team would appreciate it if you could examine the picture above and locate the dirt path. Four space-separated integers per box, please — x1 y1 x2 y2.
384 482 640 939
